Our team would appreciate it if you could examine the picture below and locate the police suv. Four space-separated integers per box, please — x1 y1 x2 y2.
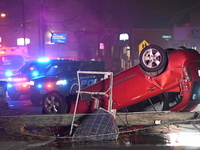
7 58 61 99
29 60 105 111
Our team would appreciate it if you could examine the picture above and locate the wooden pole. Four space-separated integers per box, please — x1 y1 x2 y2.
0 111 199 128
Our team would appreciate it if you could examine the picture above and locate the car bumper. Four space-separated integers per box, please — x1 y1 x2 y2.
8 83 30 94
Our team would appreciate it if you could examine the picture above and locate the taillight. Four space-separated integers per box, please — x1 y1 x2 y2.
22 84 28 87
47 83 53 89
180 66 192 96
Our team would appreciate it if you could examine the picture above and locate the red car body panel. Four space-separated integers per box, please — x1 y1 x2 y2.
73 49 200 112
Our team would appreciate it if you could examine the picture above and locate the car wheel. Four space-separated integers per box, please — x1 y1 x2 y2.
42 92 68 114
139 45 168 76
7 89 20 100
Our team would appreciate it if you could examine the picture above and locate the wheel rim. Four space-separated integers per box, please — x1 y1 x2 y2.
44 95 60 113
142 48 162 69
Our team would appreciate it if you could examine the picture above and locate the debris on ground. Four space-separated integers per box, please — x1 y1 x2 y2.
72 108 119 142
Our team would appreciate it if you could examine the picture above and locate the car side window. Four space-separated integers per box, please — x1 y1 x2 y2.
46 65 58 75
56 65 63 74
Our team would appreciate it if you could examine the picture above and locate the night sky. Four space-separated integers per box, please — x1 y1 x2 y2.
0 0 200 61
0 0 200 29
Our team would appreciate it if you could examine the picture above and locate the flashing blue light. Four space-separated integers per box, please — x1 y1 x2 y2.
37 58 50 63
37 84 42 88
7 83 13 88
5 71 13 77
32 71 39 77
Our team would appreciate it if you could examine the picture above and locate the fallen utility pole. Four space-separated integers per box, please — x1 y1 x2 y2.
0 111 200 128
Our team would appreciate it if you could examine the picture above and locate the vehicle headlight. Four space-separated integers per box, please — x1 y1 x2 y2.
56 80 68 85
30 81 35 85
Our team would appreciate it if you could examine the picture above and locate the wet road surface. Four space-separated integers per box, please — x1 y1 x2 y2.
5 95 42 115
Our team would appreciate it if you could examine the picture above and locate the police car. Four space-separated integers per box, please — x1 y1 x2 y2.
7 58 60 99
29 60 105 106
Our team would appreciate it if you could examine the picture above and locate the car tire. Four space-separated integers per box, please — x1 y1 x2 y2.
7 89 20 100
42 92 68 114
139 45 168 76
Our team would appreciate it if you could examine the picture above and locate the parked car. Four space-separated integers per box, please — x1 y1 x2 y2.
29 60 105 106
7 58 61 99
41 45 200 114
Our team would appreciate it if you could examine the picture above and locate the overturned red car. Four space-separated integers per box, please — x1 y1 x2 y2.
42 45 200 114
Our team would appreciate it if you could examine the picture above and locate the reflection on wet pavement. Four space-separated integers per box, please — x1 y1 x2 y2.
2 123 200 149
71 123 200 149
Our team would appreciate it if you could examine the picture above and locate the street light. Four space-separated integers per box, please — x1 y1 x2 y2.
0 13 6 46
119 33 131 70
0 13 6 18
